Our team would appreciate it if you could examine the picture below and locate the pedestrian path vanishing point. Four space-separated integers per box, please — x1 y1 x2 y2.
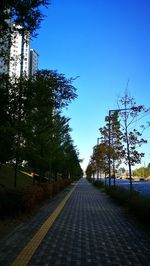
0 178 150 266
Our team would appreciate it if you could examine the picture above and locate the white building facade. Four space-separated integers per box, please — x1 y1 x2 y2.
0 24 33 77
9 27 30 77
29 48 39 76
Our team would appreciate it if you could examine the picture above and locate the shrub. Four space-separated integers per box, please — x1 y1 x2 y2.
58 179 66 190
57 179 71 190
0 178 72 218
0 188 23 217
129 194 150 224
41 183 53 200
52 181 60 195
23 185 44 212
51 179 72 195
92 180 105 189
105 185 130 205
95 183 150 225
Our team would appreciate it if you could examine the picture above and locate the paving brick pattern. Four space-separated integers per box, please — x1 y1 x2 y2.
28 178 150 266
0 178 150 265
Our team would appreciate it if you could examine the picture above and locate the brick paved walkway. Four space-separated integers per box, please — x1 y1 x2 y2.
0 178 150 265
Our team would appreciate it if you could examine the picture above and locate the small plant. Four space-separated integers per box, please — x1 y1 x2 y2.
41 183 53 200
23 185 44 212
92 180 105 189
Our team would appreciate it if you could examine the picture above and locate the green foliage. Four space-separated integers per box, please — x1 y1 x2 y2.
0 1 50 36
0 70 82 186
23 70 79 180
118 167 126 173
0 75 14 165
0 1 82 188
132 167 150 179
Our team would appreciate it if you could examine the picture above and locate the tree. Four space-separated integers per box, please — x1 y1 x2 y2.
117 90 150 194
99 112 123 186
23 70 78 183
8 75 32 187
86 160 96 179
106 111 123 184
0 74 32 186
92 143 110 183
118 167 126 175
0 69 78 186
0 74 14 166
0 1 49 35
59 134 82 179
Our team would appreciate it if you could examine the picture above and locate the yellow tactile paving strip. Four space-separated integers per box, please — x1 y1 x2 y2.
12 182 78 266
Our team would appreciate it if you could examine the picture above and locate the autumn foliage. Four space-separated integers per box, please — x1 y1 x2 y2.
0 179 72 217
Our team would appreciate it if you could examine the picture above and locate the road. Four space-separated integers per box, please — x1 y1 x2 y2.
101 177 150 196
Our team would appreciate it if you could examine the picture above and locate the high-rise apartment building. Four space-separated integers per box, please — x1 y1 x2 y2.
29 48 39 76
0 24 30 77
9 27 30 77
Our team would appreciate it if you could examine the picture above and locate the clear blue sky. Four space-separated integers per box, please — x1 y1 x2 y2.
31 0 150 171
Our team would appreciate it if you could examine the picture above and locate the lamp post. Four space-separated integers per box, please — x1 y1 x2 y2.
96 137 100 180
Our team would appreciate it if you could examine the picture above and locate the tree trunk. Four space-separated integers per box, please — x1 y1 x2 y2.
14 153 18 188
104 172 107 186
126 137 132 196
113 161 116 186
108 111 111 187
125 109 132 197
32 169 36 185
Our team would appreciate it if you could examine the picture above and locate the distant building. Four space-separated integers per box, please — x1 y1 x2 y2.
9 26 30 77
0 24 30 77
29 48 39 76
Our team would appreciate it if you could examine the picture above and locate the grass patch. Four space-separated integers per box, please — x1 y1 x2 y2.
0 165 33 189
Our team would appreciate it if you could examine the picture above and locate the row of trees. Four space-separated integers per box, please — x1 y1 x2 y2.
0 1 83 186
0 71 83 186
86 92 150 193
133 164 150 179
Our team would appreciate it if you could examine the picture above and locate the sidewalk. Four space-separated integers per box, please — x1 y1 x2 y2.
0 178 150 265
